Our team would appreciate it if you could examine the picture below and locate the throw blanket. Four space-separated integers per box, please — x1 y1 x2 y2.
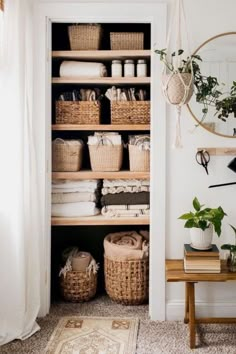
51 202 99 217
52 191 97 204
88 132 122 146
60 61 107 78
102 205 150 218
101 192 149 206
104 231 149 260
103 179 150 188
52 179 100 193
101 185 150 195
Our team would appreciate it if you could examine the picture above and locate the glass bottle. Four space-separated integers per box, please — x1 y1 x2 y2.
137 59 147 77
124 59 135 77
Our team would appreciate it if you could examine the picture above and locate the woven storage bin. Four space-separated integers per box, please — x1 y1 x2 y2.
52 139 83 172
68 24 102 50
56 101 101 125
104 256 149 305
128 144 150 172
60 271 97 302
88 145 123 172
111 101 150 125
110 32 144 50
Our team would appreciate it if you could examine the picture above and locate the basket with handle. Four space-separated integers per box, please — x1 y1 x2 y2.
111 101 150 124
56 101 101 125
110 32 144 50
128 136 150 172
68 24 102 50
52 138 83 172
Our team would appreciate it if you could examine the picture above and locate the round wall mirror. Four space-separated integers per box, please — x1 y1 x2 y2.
187 32 236 138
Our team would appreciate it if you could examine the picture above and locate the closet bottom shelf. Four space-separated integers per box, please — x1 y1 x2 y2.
51 215 150 226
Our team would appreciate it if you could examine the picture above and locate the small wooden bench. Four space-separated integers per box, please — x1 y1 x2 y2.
166 259 236 349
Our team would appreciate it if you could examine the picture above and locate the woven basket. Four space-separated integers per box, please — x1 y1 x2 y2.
56 101 101 125
128 145 150 172
104 256 149 305
88 145 123 172
162 73 194 105
111 101 150 125
60 271 97 302
110 32 144 50
52 139 83 172
68 24 102 50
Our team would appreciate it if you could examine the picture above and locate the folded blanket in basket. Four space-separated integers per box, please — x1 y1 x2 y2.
60 61 107 78
101 192 149 206
101 205 150 218
101 185 150 195
104 231 149 260
52 191 97 204
103 179 150 188
88 132 122 146
51 202 100 217
52 179 100 193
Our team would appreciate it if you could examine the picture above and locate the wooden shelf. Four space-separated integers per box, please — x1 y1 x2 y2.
52 170 150 180
51 215 149 226
52 50 151 61
52 77 150 85
197 147 236 156
52 124 150 131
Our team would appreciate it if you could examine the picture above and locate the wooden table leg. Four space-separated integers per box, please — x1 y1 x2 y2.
184 282 190 324
188 282 196 349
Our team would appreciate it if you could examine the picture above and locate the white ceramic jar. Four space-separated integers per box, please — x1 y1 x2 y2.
111 60 122 77
137 59 147 77
124 59 135 77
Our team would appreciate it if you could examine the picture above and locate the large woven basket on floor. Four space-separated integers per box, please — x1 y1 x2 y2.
128 145 150 172
88 145 123 172
110 32 144 50
52 139 83 172
104 256 149 305
60 270 97 302
162 73 194 105
68 24 102 50
111 101 150 125
56 101 101 125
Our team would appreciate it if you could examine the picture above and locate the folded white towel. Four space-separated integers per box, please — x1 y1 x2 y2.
101 185 150 195
60 61 107 78
52 202 100 217
52 191 97 204
101 206 149 218
88 133 122 146
52 179 100 193
103 179 150 188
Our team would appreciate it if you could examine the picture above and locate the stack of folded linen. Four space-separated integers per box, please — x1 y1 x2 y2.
52 179 100 217
101 179 150 217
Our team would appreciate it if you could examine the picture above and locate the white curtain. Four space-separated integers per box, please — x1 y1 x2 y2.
0 0 41 346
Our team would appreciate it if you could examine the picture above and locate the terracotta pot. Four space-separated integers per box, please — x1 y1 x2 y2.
190 226 213 250
162 73 194 105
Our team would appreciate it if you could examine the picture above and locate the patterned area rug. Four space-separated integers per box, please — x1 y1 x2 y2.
44 316 139 354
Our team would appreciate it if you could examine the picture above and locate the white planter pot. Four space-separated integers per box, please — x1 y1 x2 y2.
190 226 213 250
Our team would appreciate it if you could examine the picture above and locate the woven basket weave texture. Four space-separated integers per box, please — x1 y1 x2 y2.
60 271 97 302
88 145 123 172
128 145 150 172
56 101 101 125
110 32 144 50
104 256 149 305
68 24 102 50
162 73 194 105
111 101 150 125
52 141 83 172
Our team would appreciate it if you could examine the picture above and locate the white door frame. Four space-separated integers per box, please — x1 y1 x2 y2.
34 1 167 320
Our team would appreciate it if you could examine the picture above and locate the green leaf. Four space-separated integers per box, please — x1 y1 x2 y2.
230 224 236 236
184 219 195 228
193 197 201 211
178 213 193 220
221 244 232 250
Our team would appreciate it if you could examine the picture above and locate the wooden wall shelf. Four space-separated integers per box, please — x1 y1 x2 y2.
197 147 236 156
52 170 150 180
52 124 150 131
52 77 150 85
51 215 150 226
52 50 151 61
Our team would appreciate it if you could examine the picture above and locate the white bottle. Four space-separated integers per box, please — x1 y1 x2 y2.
124 59 135 77
137 59 147 77
112 60 122 77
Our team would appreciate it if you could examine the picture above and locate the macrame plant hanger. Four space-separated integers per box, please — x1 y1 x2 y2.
162 0 194 148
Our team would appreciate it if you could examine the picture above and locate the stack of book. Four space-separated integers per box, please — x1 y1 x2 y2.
184 244 221 273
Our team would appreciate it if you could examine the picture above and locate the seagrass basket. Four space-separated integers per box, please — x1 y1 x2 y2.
56 101 101 125
111 101 150 125
52 139 83 172
88 145 123 172
60 270 97 302
128 144 150 172
104 256 149 305
110 32 144 50
68 24 102 50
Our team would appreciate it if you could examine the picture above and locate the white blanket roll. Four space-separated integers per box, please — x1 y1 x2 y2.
60 61 107 78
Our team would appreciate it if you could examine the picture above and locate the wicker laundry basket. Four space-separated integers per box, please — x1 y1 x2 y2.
68 24 102 50
52 139 83 172
56 101 101 125
60 270 97 302
128 144 150 172
111 101 150 125
162 73 194 105
110 32 144 50
104 256 149 305
88 145 123 172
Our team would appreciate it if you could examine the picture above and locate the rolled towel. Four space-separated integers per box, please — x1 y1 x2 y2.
60 61 107 78
52 191 97 204
51 202 100 217
104 231 149 260
71 252 92 271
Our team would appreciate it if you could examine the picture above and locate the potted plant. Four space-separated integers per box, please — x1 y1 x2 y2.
221 225 236 272
179 197 227 249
